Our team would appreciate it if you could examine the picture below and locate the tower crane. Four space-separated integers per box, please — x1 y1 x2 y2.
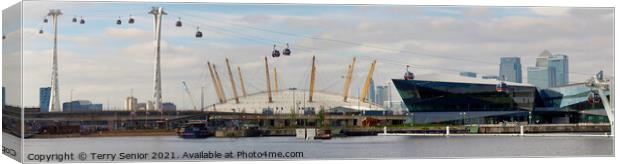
182 81 198 111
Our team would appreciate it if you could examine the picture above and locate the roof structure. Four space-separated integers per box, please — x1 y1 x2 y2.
204 88 385 114
413 73 533 87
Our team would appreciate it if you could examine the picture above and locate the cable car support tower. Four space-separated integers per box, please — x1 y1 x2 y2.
585 71 614 136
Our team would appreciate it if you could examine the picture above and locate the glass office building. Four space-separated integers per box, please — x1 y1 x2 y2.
393 74 538 124
499 57 522 83
393 74 610 124
548 54 569 87
39 87 51 112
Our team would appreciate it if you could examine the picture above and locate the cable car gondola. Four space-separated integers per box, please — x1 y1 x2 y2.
128 15 135 24
38 28 44 34
588 91 602 104
195 27 203 38
43 17 48 23
176 17 183 27
282 43 291 56
79 17 85 24
404 65 414 80
72 16 77 23
496 82 508 92
272 45 281 57
116 17 122 25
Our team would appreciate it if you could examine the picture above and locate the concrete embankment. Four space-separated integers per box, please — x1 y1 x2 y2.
475 124 611 133
30 129 177 139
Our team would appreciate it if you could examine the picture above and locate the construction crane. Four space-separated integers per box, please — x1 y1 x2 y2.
182 81 198 111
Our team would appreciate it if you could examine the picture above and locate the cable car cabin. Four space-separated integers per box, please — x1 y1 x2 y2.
38 28 44 34
43 17 48 23
128 16 135 24
79 17 85 24
403 65 415 80
195 29 203 38
588 92 602 104
116 17 122 25
495 82 508 92
404 71 414 80
72 16 77 23
272 45 281 57
283 43 291 56
176 18 182 27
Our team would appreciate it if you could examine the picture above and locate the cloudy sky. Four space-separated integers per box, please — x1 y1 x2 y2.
2 1 614 109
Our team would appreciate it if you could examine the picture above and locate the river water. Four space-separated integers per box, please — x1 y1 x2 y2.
20 134 614 162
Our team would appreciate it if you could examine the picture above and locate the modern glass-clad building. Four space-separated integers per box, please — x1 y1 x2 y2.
39 87 51 112
527 66 555 89
393 74 610 124
393 74 537 124
499 57 522 83
548 54 569 87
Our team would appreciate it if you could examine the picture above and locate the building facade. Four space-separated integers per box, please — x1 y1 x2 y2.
499 57 522 83
367 79 376 104
527 66 555 89
375 85 389 107
125 96 138 111
548 54 569 87
459 71 477 78
393 73 609 124
527 50 569 88
393 74 536 124
39 87 51 112
62 100 103 112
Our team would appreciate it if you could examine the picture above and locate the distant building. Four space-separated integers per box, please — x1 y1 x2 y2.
527 50 569 88
548 54 569 86
162 102 177 111
39 87 51 112
367 79 376 104
62 100 103 112
527 66 555 89
125 97 138 111
375 85 389 107
459 71 477 78
481 75 499 80
137 103 147 111
146 101 154 111
499 57 522 83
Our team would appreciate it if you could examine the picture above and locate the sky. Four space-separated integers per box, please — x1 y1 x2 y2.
2 1 614 109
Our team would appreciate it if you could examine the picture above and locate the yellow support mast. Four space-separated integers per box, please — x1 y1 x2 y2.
225 58 240 104
213 65 227 103
273 67 279 96
264 57 273 103
309 55 316 102
207 62 224 104
360 59 377 103
342 57 356 102
237 66 247 97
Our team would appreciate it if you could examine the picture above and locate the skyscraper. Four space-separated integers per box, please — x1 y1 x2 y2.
527 67 555 89
376 85 389 107
499 57 522 83
367 79 376 103
125 97 138 111
526 50 569 89
39 87 51 112
459 71 477 78
548 54 569 86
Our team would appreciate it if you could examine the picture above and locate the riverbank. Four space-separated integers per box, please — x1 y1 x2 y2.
26 123 612 139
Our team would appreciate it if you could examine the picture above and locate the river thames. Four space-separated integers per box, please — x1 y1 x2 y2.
17 134 614 162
